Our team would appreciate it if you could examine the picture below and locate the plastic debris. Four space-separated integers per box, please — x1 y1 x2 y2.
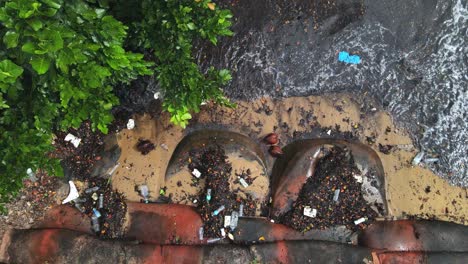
239 177 249 188
425 158 439 163
327 130 332 135
230 211 239 230
270 219 275 223
224 216 231 227
220 228 226 237
154 92 161 100
91 215 100 232
212 205 225 216
239 204 244 217
207 238 222 243
126 119 135 130
206 189 212 202
412 151 425 166
26 168 37 182
107 163 120 176
198 227 204 240
353 174 363 183
259 236 265 241
338 51 361 64
333 189 341 202
354 217 367 225
93 208 102 218
85 186 100 194
62 181 79 204
91 193 98 201
228 233 234 240
74 197 87 203
192 169 202 178
303 206 317 218
64 133 81 148
138 185 149 203
98 194 104 209
74 203 85 213
193 199 198 204
160 143 169 151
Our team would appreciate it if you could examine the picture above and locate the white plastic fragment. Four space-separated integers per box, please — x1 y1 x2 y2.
207 238 222 243
303 206 317 218
227 233 234 241
200 101 207 106
354 217 367 225
230 211 239 230
192 169 202 178
160 143 169 151
126 119 135 130
224 216 231 227
270 219 275 223
64 133 81 148
198 227 204 240
62 181 79 204
412 151 425 166
425 158 439 163
26 168 37 182
327 130 332 135
333 189 340 202
107 163 120 176
353 174 363 183
154 92 161 100
239 204 244 217
239 177 249 188
220 228 226 237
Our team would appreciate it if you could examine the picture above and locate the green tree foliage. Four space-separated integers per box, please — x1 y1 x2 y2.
0 0 152 206
111 0 234 128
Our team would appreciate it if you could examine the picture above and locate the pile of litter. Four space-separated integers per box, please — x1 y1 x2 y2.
66 178 127 239
280 146 377 232
188 144 256 240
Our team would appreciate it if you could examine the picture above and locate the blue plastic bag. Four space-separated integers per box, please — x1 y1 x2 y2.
338 51 361 64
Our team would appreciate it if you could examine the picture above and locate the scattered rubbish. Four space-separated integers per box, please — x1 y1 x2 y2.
263 133 279 145
91 215 100 232
138 185 149 203
74 203 85 213
303 206 317 218
160 143 169 151
224 216 231 227
354 217 367 225
93 208 102 218
268 145 284 157
62 181 79 204
259 236 265 241
126 119 135 130
313 148 321 158
353 174 363 183
85 186 100 194
26 168 37 182
333 189 341 202
412 151 425 166
64 133 81 148
98 194 104 209
230 211 239 230
425 158 439 163
91 193 98 201
154 92 161 100
270 219 275 223
338 51 361 64
193 199 198 204
212 205 225 216
200 101 207 106
107 163 120 177
228 233 234 240
74 198 87 203
239 204 244 217
327 130 332 135
206 189 212 202
220 228 226 237
192 168 202 178
207 238 222 243
159 188 166 196
198 227 204 241
239 177 249 188
136 139 155 155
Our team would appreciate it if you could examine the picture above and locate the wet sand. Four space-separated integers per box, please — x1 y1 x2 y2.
111 94 467 224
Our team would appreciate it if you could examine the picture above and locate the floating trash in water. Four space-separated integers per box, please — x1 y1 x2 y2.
338 51 361 64
64 133 81 148
412 151 425 166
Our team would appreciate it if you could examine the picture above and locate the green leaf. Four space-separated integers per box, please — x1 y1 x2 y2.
187 22 195 30
56 48 74 72
37 29 63 52
30 56 51 74
27 18 43 31
0 60 23 85
3 31 19 48
40 0 61 9
21 42 36 54
181 113 192 120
